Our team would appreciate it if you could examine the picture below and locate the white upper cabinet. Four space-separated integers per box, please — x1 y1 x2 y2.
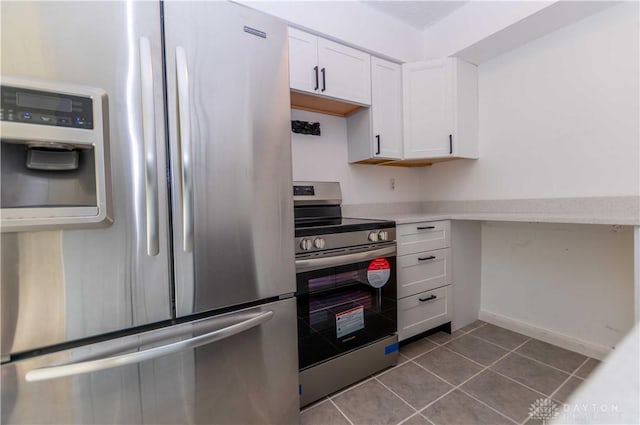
288 28 319 94
347 57 402 163
402 58 478 160
288 27 371 105
371 57 403 159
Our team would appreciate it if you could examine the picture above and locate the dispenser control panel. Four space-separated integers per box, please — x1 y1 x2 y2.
1 76 111 232
1 85 94 129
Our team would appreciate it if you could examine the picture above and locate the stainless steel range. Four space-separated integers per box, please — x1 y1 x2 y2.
294 181 399 407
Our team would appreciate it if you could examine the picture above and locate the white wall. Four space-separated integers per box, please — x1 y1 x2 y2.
239 1 424 62
291 109 424 205
421 1 640 200
421 1 553 59
480 222 635 355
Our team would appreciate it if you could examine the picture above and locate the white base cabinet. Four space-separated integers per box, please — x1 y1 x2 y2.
398 248 451 298
398 285 452 341
396 220 453 341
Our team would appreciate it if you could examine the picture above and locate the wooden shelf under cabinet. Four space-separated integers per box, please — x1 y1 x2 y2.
290 91 364 117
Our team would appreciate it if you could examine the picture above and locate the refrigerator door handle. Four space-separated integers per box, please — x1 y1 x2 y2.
24 310 274 383
176 46 194 253
139 37 160 256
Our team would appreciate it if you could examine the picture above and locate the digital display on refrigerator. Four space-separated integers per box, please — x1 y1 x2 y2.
16 91 73 112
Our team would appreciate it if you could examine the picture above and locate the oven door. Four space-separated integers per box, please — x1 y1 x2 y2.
295 244 397 370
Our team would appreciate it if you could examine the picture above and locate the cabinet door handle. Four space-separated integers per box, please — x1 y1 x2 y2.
321 67 326 92
419 295 437 302
449 134 453 155
314 66 319 90
417 256 436 261
375 135 381 155
416 226 435 230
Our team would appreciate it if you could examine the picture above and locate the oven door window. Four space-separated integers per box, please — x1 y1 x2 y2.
296 256 397 370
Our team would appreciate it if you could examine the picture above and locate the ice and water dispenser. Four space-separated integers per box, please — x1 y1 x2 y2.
1 77 111 231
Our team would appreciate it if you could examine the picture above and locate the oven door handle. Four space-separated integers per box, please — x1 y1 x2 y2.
295 245 396 273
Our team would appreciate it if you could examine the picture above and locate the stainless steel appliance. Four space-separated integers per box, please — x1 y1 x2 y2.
293 181 399 407
1 2 298 424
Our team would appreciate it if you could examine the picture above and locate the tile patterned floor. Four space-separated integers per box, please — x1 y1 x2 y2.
300 321 601 425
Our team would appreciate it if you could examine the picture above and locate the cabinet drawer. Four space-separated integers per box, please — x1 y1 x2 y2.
397 220 450 255
398 248 451 298
398 285 452 341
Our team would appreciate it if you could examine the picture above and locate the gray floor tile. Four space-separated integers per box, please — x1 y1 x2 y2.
400 413 431 425
469 324 529 350
574 358 601 379
422 390 514 425
427 330 465 345
301 400 350 425
332 379 414 425
516 340 587 373
444 334 508 366
553 377 584 403
459 320 486 333
461 370 543 423
491 353 570 396
400 338 438 359
378 362 453 410
414 347 484 386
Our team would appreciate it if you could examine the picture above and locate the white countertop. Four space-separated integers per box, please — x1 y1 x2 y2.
366 212 639 226
342 196 640 226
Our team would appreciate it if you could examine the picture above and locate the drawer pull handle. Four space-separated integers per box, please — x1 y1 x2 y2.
416 226 435 230
419 295 437 302
417 256 436 261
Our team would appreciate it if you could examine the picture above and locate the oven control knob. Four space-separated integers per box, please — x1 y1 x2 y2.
313 237 325 249
299 238 313 251
378 231 388 241
368 231 379 242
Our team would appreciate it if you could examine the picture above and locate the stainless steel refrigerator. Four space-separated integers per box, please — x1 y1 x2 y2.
0 1 299 423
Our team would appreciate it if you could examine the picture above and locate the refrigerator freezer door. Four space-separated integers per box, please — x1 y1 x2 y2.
1 298 299 424
163 1 296 316
0 2 172 355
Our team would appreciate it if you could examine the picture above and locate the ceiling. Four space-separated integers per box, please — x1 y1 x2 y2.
361 1 468 30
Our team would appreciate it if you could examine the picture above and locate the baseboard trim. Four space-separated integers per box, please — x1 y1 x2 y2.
479 310 612 360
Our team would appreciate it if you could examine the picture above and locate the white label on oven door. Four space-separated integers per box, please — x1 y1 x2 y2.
336 305 364 339
367 258 391 288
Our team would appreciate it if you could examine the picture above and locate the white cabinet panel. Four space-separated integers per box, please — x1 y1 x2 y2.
398 248 451 298
288 27 371 105
347 56 402 163
402 58 478 160
398 285 452 341
288 27 318 93
403 59 454 159
317 37 371 105
371 57 402 159
397 220 451 256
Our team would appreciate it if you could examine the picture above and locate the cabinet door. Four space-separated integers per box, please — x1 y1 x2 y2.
288 27 319 94
398 285 452 341
397 220 451 256
318 37 371 105
402 58 454 159
398 248 451 298
371 57 402 159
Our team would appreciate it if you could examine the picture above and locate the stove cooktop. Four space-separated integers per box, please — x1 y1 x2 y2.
294 217 395 237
